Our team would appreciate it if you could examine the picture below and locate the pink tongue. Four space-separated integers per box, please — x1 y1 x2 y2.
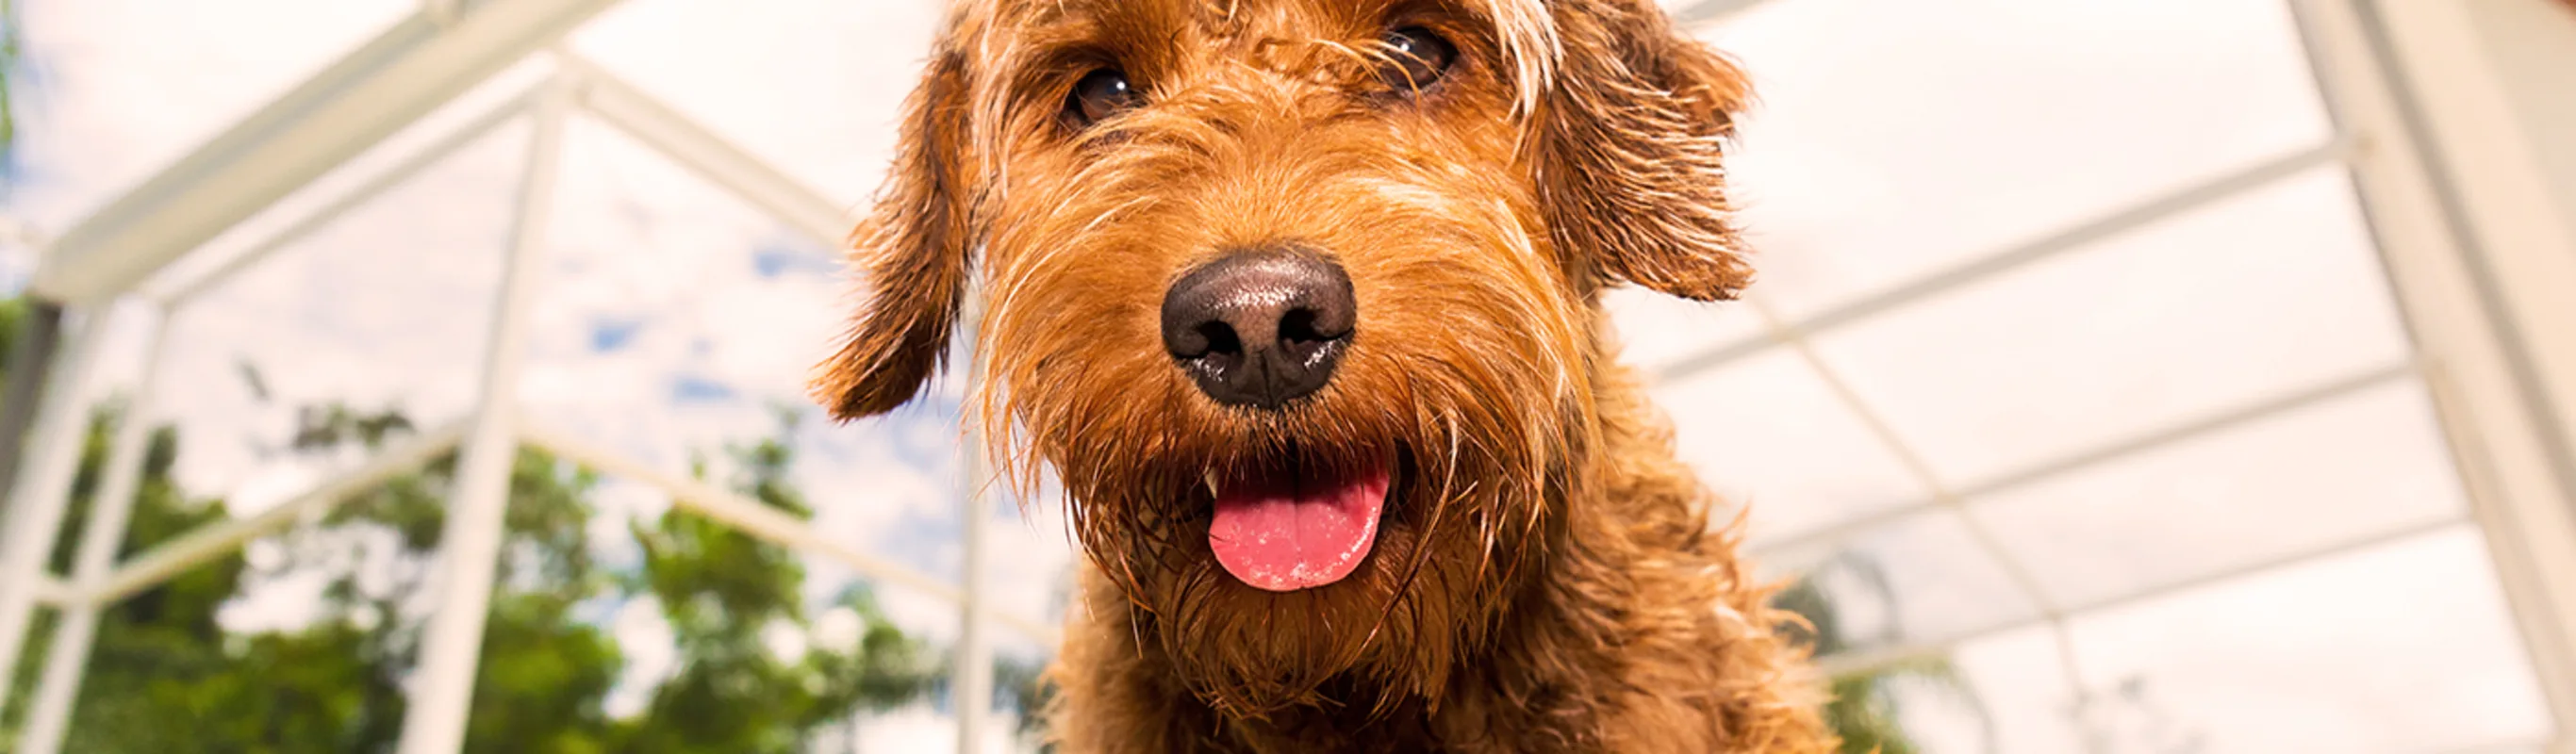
1208 467 1390 592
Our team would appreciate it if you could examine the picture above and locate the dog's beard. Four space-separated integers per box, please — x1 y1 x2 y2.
1023 389 1585 718
1077 456 1528 717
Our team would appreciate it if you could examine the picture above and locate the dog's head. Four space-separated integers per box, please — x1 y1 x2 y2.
815 0 1750 716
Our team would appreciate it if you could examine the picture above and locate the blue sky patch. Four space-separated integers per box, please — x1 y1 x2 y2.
588 319 645 352
751 241 837 280
669 375 738 403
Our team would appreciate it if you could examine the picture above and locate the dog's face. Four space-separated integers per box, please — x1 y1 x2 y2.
817 0 1750 716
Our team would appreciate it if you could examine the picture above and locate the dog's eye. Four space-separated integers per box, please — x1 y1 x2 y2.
1381 26 1455 93
1065 69 1142 128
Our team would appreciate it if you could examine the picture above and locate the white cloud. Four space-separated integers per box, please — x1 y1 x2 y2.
605 596 678 719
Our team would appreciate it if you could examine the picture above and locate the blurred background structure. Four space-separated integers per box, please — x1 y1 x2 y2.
0 0 2572 751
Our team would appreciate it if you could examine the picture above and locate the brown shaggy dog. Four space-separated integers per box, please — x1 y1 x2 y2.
813 0 1836 750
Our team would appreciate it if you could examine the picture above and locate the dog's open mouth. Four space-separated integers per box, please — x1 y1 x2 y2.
1206 454 1393 592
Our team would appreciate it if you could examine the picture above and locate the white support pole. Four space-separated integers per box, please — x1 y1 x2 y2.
0 310 109 716
952 289 995 754
2291 1 2576 747
392 71 572 754
956 419 994 754
16 312 171 754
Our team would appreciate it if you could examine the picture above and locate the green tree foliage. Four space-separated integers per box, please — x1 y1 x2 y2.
0 297 936 752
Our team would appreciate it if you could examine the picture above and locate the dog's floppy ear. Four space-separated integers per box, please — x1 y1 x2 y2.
814 28 976 419
1534 0 1754 302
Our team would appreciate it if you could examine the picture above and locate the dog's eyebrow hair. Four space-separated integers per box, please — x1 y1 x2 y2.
1479 0 1560 115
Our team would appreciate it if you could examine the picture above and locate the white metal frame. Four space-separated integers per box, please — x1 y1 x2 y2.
391 65 572 754
7 0 2574 751
16 313 171 754
0 309 110 724
0 3 1022 752
2300 1 2576 747
1647 1 2576 749
27 0 624 304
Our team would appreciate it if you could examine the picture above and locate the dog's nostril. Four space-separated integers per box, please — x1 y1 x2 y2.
1160 248 1357 410
1278 308 1324 345
1196 320 1244 356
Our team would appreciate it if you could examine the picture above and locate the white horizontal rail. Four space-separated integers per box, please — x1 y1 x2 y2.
25 576 74 607
517 421 1062 645
85 420 471 607
1815 515 2466 680
1652 139 2356 385
1755 359 2419 561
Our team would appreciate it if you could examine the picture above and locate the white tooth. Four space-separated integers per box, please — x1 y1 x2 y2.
1204 469 1221 497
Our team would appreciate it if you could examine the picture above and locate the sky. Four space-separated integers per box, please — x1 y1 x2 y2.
3 0 2564 751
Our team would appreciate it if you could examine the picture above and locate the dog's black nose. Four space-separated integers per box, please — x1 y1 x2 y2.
1161 249 1356 410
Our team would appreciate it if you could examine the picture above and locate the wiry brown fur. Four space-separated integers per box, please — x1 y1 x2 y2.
814 0 1836 750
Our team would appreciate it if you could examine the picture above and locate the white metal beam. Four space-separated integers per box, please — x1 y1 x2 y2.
17 313 172 754
517 421 1060 645
0 311 108 716
22 576 73 607
956 470 996 754
0 302 69 520
1652 140 2353 386
30 0 624 304
955 293 995 754
2293 0 2576 746
425 0 467 28
1816 515 2467 680
562 55 854 249
156 83 545 309
1756 361 2417 561
1672 0 1776 27
84 420 470 608
1742 293 2104 752
394 73 570 754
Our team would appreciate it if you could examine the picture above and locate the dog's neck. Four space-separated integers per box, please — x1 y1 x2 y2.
1416 357 1742 746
